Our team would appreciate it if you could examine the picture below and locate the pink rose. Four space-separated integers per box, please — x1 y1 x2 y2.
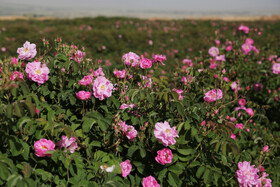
154 121 179 147
93 66 105 77
71 50 85 64
246 108 254 116
120 160 132 178
238 25 250 34
142 176 160 187
122 52 140 67
236 161 259 186
92 76 113 100
76 91 91 100
242 43 252 55
208 47 219 57
140 57 153 69
226 45 232 51
10 57 18 66
9 71 24 80
113 69 126 79
215 55 225 62
182 58 193 67
57 135 78 153
118 121 138 141
203 89 223 102
34 138 55 157
155 148 173 165
78 75 92 85
238 98 246 106
235 123 244 129
17 41 37 60
230 132 236 140
262 145 269 152
272 63 280 74
245 38 254 45
152 54 166 65
25 61 49 84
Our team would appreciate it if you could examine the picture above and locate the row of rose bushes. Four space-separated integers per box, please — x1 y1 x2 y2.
0 24 279 186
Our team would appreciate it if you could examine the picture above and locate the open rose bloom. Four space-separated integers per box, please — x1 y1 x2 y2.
155 148 173 165
17 41 37 60
92 76 113 100
78 75 92 85
272 63 280 74
203 89 223 102
25 61 49 84
154 121 179 146
208 47 219 57
120 160 132 178
142 176 160 187
122 52 140 67
34 138 55 157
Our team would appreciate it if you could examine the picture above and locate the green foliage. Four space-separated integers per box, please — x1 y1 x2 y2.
0 17 279 186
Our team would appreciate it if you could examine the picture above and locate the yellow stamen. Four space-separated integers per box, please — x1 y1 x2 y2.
36 69 41 75
24 48 28 52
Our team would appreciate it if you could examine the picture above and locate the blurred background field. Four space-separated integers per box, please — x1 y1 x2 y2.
0 16 280 65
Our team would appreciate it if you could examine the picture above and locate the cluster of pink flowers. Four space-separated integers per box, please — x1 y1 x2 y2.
203 89 223 102
92 76 113 100
34 136 78 157
238 25 250 34
71 49 86 64
119 103 135 110
113 69 126 78
17 41 37 60
155 148 173 165
25 61 50 84
9 71 24 81
57 135 78 153
173 88 184 100
152 54 166 65
142 176 160 187
154 121 179 146
272 63 280 74
182 58 193 67
241 38 259 55
122 52 140 67
120 160 132 178
181 75 195 84
236 161 272 187
118 121 138 141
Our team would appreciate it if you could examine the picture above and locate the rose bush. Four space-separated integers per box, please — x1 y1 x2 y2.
0 20 279 187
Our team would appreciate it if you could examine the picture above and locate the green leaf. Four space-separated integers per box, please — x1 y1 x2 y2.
189 161 200 168
221 155 227 165
21 142 30 160
140 148 146 158
82 118 96 133
168 172 178 187
158 168 168 183
127 145 138 157
196 166 205 178
177 149 193 155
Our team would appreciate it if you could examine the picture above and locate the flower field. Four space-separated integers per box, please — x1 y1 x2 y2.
0 17 280 186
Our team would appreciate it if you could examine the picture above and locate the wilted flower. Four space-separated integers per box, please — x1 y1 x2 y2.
154 121 179 146
17 41 37 60
57 135 78 153
203 89 223 102
142 176 160 187
120 160 132 178
25 61 49 84
34 138 55 157
71 50 85 64
100 165 115 173
155 148 173 165
254 82 263 92
92 76 113 100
